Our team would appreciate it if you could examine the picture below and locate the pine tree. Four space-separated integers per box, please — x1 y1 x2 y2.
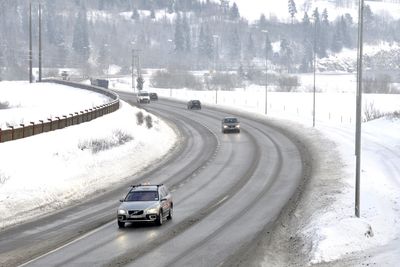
312 8 323 57
331 21 343 52
288 0 297 24
167 0 174 13
229 2 240 20
319 8 329 58
364 5 374 30
182 13 191 52
340 16 352 48
280 38 293 72
259 14 267 29
300 39 313 73
131 7 140 20
174 13 185 52
72 5 90 64
264 33 272 59
245 33 255 60
228 28 241 62
197 24 213 68
150 7 156 19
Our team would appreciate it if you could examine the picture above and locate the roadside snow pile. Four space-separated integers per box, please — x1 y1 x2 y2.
0 81 110 128
0 84 177 230
300 117 400 264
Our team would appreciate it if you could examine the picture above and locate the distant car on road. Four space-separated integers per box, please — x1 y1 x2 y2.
222 117 240 133
117 184 173 228
187 100 201 110
137 91 151 104
149 93 158 101
61 71 69 80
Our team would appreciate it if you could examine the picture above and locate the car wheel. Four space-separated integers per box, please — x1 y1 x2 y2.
156 210 164 226
167 207 173 220
118 220 125 228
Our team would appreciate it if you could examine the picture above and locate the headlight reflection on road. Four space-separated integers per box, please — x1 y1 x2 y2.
147 230 159 240
116 233 130 248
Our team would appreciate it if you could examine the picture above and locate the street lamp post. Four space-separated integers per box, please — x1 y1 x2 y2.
29 2 33 83
262 30 269 115
103 43 110 80
131 41 136 92
355 0 365 218
167 39 173 97
313 20 317 127
213 35 219 104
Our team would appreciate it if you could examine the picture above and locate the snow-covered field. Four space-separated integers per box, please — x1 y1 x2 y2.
0 82 177 230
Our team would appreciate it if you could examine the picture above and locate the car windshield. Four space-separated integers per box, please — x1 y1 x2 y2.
125 191 159 201
139 92 149 96
224 118 238 123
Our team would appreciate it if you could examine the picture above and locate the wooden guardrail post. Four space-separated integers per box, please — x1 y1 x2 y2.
20 124 25 138
30 122 35 135
39 120 44 133
8 126 14 140
48 118 52 131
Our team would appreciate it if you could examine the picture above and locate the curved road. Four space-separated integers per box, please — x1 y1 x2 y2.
0 92 307 267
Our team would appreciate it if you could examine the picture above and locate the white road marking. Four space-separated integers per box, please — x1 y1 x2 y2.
18 220 114 267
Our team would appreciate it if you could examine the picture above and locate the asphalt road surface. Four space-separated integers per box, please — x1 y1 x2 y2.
0 93 307 267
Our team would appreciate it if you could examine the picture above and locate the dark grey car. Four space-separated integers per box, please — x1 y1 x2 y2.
117 184 173 228
221 117 240 133
187 100 201 110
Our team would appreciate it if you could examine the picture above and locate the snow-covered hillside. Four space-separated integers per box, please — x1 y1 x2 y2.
234 0 400 22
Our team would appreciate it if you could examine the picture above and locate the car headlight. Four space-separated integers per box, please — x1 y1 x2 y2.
146 205 159 214
118 209 126 215
223 125 228 128
235 125 240 128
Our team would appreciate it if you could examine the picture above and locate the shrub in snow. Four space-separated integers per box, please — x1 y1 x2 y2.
0 101 9 109
277 74 299 92
363 75 392 94
136 111 144 125
78 130 133 153
150 69 203 90
0 172 10 185
145 115 153 129
209 72 242 91
363 101 384 122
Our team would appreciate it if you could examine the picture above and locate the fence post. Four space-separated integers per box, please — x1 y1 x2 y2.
30 122 35 135
8 126 14 140
20 124 25 138
0 128 2 143
39 120 44 133
48 118 52 131
63 115 67 127
55 117 60 129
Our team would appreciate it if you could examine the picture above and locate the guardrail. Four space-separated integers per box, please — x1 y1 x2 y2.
0 79 120 143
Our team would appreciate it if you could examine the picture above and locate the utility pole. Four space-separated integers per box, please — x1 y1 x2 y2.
355 0 365 218
38 3 42 82
213 35 219 104
313 19 317 127
262 30 269 115
131 49 135 91
136 51 141 79
29 2 33 83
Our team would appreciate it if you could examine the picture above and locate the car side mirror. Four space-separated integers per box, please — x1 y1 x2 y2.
161 198 167 202
119 199 124 202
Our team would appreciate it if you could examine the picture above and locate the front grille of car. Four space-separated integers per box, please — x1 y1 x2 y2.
128 210 144 215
